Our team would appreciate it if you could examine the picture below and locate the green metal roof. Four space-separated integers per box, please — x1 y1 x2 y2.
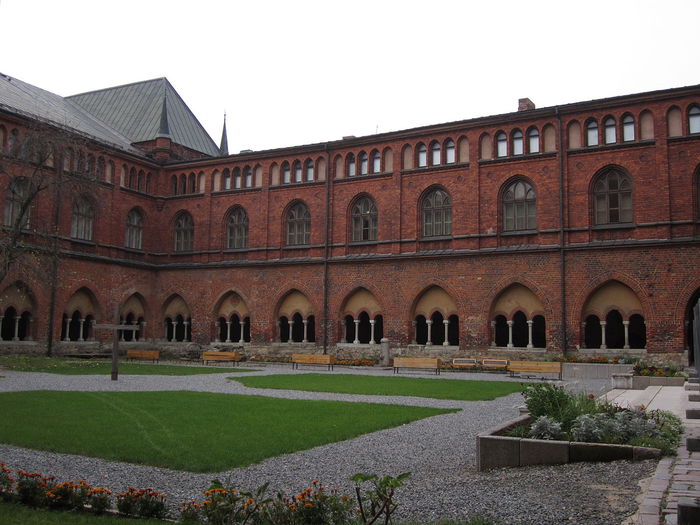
67 78 220 157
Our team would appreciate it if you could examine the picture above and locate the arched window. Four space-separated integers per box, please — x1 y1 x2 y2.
287 202 310 245
171 175 178 195
227 207 248 249
503 180 536 231
188 172 196 193
351 197 378 242
347 153 356 176
223 168 231 190
174 212 194 252
444 139 456 164
125 208 143 250
371 150 381 173
586 120 599 146
496 132 507 157
512 130 523 155
294 160 303 183
689 106 700 134
422 188 452 237
417 143 427 167
4 178 31 228
234 168 242 189
179 174 187 194
604 117 616 144
622 115 635 142
528 128 540 153
305 159 314 181
359 152 368 175
594 169 632 224
244 167 253 187
430 142 441 165
282 162 291 184
71 198 94 240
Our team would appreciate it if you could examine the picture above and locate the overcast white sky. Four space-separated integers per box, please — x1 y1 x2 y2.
1 0 699 153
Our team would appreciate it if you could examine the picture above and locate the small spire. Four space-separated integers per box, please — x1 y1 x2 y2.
219 112 229 156
157 91 170 138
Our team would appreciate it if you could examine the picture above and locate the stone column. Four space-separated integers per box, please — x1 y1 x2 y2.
600 321 607 349
353 318 360 344
140 321 146 342
276 319 281 342
302 318 308 343
443 319 449 346
240 319 247 343
527 320 534 349
225 320 232 343
64 317 71 341
25 317 33 341
214 320 221 343
289 318 296 343
170 320 177 342
89 319 96 341
369 319 376 344
183 320 190 342
581 321 586 349
78 318 85 342
490 320 496 347
623 320 630 349
12 316 20 341
411 320 417 344
426 319 433 346
507 320 513 348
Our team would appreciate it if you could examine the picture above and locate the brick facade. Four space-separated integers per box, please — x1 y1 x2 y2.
1 80 699 365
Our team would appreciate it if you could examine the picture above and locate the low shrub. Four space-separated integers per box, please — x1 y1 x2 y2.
0 463 15 500
116 487 168 519
15 470 54 508
633 362 685 377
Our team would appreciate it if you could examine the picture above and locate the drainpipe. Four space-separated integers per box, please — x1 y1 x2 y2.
322 145 331 354
555 108 568 356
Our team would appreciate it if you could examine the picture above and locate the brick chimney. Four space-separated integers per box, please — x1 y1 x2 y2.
518 98 536 111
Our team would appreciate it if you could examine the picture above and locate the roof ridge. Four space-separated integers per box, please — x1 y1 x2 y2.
66 77 168 99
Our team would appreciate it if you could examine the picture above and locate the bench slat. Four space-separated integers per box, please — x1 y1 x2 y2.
508 360 562 379
202 351 241 366
126 350 160 363
292 353 335 370
393 357 441 375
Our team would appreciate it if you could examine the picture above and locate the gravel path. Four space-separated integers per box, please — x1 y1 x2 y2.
0 365 654 524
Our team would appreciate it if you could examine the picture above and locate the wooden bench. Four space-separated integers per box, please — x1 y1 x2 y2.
292 353 335 371
126 349 160 363
508 360 562 380
452 357 478 369
481 358 509 371
393 357 441 375
202 351 242 366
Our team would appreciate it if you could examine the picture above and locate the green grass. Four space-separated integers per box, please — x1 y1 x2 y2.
0 391 453 472
0 356 254 375
0 502 167 525
232 373 524 401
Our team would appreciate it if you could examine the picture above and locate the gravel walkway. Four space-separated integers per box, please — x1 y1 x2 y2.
0 365 655 524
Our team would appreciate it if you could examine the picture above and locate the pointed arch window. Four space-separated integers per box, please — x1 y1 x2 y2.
227 207 248 249
125 208 143 250
422 188 452 237
223 168 232 190
594 169 632 225
234 168 242 189
417 144 427 167
503 180 536 231
287 203 310 246
71 197 94 240
622 115 635 142
359 152 368 175
689 106 700 134
430 142 441 165
586 120 599 146
604 117 617 144
347 153 356 176
294 160 303 183
351 197 378 242
282 162 291 184
445 139 456 163
512 130 523 155
496 132 508 157
528 128 540 153
244 167 253 187
306 159 314 181
371 150 381 173
4 178 31 228
174 212 194 252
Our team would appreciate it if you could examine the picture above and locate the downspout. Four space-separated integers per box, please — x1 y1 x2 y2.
322 145 331 354
555 108 568 356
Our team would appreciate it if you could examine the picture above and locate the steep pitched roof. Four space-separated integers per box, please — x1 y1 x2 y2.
0 73 138 152
67 78 220 157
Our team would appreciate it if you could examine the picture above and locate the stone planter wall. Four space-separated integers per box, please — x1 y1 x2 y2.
562 362 635 379
477 415 661 471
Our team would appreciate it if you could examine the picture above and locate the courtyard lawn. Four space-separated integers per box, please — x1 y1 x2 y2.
0 502 168 525
0 356 254 375
232 373 524 401
0 391 454 472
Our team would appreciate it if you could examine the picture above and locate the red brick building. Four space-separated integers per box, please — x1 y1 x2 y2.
1 73 699 365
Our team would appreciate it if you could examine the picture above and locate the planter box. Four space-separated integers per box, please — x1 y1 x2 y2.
611 374 686 390
562 362 634 379
477 416 661 471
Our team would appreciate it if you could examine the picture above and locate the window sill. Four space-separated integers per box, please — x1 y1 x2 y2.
349 240 379 246
567 139 655 154
69 238 96 246
501 229 538 237
401 162 468 175
478 151 556 165
213 186 261 195
335 171 393 182
282 244 311 250
419 236 452 242
592 222 635 231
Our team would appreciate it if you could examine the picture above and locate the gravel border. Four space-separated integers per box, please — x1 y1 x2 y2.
0 366 655 524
